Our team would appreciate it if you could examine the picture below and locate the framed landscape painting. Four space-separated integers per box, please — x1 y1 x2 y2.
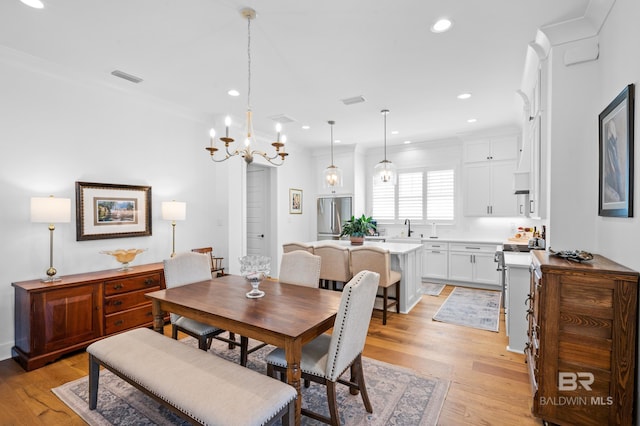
76 181 152 240
598 84 634 217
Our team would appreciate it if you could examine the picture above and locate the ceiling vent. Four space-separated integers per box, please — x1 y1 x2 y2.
268 114 295 124
111 70 143 84
341 95 366 105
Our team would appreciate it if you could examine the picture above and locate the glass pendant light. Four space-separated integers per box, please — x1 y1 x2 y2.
374 109 397 185
322 120 343 192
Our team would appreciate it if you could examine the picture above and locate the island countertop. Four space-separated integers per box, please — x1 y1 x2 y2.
308 240 423 254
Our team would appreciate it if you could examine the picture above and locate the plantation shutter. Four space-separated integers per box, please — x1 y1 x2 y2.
372 183 395 221
426 169 454 221
398 172 423 220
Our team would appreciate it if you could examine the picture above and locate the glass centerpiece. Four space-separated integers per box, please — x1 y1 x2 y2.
239 255 270 298
101 248 146 271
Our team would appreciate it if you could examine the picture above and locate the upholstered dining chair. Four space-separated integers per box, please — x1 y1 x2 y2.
282 242 315 254
278 250 322 288
314 244 351 291
265 270 380 426
163 252 246 360
349 245 401 325
191 246 225 277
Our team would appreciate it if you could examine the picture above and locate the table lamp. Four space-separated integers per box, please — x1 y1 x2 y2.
161 201 186 257
31 195 71 282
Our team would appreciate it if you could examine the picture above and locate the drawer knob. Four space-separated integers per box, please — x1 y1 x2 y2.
113 300 123 306
114 320 124 326
113 283 124 290
144 278 155 286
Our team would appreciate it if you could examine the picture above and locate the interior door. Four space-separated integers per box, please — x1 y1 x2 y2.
246 165 270 257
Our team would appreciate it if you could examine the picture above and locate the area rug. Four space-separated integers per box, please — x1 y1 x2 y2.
52 337 450 426
420 282 445 296
432 286 501 332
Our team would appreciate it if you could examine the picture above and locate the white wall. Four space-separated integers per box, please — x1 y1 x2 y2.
0 49 315 361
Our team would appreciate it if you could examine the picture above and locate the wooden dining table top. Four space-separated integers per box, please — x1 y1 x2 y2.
146 274 343 344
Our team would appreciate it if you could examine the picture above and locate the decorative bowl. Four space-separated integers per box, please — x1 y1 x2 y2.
101 248 146 271
239 255 270 298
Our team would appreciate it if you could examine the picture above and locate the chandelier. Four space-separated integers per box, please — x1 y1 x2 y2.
373 109 397 185
322 120 343 193
206 7 288 166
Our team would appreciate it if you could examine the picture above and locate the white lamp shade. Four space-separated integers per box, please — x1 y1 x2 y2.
322 165 343 190
162 201 186 221
373 160 397 185
30 197 71 223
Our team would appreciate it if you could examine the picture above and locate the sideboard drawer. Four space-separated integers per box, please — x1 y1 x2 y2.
104 286 160 314
104 273 161 296
105 305 154 334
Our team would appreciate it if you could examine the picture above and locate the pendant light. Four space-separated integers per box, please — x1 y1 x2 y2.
322 120 343 193
374 109 397 185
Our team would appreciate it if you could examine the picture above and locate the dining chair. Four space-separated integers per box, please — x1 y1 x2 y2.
163 252 247 361
349 245 401 325
265 270 380 426
282 242 315 254
314 244 351 291
191 246 225 277
278 250 322 288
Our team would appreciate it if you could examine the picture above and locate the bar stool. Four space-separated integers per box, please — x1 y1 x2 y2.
349 246 401 325
314 244 351 290
282 242 315 254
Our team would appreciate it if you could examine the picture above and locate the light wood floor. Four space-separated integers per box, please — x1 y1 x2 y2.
0 285 542 425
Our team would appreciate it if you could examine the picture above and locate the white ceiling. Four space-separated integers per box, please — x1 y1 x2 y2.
0 0 590 149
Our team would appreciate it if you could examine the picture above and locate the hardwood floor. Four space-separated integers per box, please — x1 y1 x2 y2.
0 285 542 425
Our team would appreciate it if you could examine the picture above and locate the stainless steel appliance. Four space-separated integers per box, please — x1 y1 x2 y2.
317 196 352 240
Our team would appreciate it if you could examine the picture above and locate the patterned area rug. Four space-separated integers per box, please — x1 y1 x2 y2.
420 282 445 296
432 286 501 332
52 336 449 425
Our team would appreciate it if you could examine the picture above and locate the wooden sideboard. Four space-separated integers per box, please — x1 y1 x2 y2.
12 263 166 371
527 251 638 425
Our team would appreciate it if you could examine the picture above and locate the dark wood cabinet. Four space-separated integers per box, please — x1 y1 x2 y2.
12 263 166 371
527 251 638 425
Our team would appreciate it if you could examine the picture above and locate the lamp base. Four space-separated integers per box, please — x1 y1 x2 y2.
42 267 61 283
41 276 62 283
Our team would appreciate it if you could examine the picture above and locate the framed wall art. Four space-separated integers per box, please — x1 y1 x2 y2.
598 84 634 217
76 181 152 240
289 188 302 214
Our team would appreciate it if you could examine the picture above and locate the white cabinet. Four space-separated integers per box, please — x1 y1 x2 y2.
463 136 518 217
448 243 499 287
505 262 530 353
422 241 448 279
463 161 517 216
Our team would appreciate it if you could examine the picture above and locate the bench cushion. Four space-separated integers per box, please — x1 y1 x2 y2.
87 328 296 426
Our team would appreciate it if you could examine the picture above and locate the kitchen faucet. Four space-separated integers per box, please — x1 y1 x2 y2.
404 219 413 237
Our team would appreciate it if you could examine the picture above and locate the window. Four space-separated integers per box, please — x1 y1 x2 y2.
372 168 454 222
426 169 454 221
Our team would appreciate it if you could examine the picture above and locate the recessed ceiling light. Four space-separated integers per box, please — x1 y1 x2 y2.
20 0 44 8
431 18 453 33
457 93 472 100
467 118 477 123
301 125 310 130
335 139 342 144
404 140 412 144
227 89 240 97
391 130 399 135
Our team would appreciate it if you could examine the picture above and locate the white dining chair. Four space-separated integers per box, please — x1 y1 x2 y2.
279 250 321 288
265 270 380 425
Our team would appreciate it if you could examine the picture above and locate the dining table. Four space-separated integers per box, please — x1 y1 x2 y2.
145 274 343 426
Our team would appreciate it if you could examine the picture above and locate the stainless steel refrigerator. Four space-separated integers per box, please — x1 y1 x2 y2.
317 196 352 240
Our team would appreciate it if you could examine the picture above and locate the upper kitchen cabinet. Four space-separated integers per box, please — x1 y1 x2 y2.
463 135 519 217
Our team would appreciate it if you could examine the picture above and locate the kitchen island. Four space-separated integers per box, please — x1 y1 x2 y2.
307 240 423 313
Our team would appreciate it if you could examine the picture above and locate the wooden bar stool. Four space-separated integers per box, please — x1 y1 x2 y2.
350 246 401 325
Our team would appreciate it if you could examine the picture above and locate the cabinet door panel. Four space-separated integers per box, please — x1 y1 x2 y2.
473 253 500 285
423 250 448 279
490 161 518 216
448 252 473 281
37 285 101 352
463 164 491 216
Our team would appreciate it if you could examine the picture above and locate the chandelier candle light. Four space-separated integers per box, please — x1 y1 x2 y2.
206 7 288 166
30 195 71 282
374 109 397 185
322 120 343 192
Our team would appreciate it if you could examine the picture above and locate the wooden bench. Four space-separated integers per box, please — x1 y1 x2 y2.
87 328 296 426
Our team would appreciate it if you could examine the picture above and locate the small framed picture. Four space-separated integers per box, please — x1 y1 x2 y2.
598 84 634 217
76 181 152 240
289 188 302 214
